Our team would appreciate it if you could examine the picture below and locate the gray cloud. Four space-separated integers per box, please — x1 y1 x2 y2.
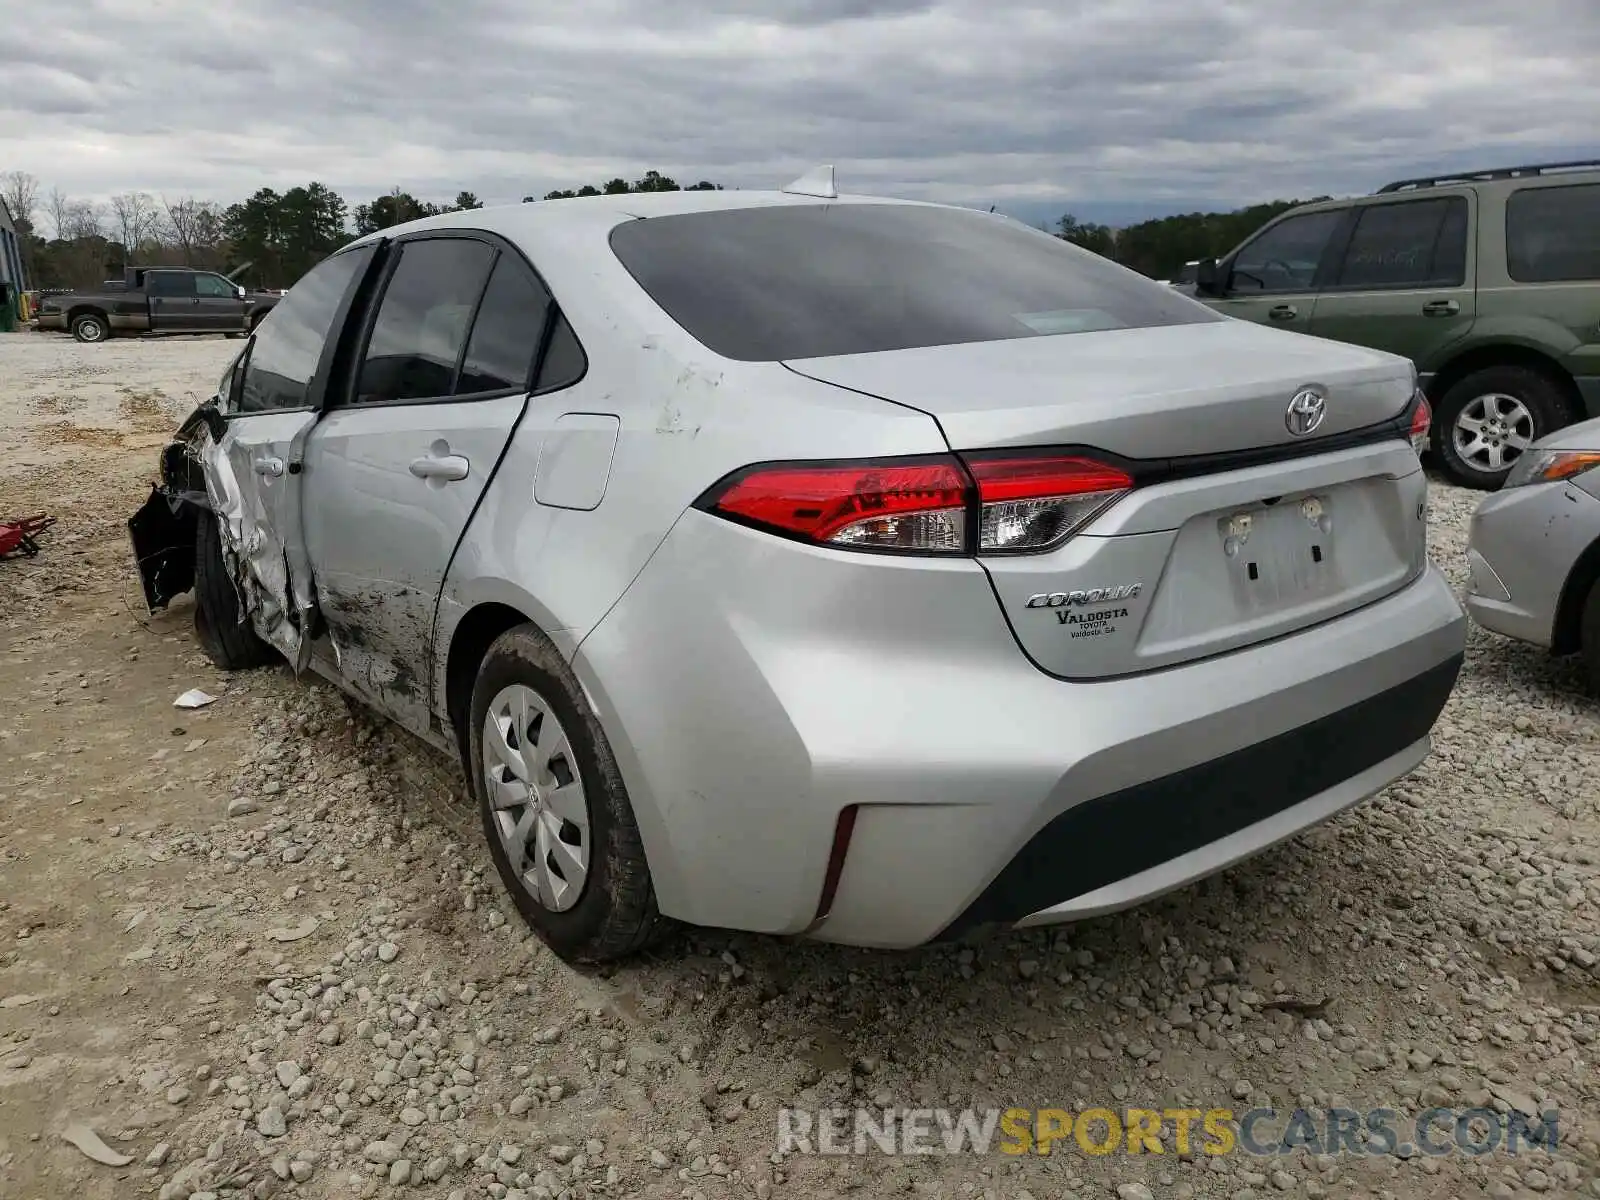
2 0 1596 227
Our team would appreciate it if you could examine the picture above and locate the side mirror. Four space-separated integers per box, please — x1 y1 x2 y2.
235 285 247 300
1193 258 1221 297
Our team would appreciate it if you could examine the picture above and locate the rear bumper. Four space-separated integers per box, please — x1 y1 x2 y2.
943 655 1457 937
1464 481 1599 647
577 511 1466 948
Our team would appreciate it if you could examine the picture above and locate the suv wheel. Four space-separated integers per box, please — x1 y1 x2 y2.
1432 366 1569 490
193 509 278 670
467 624 664 963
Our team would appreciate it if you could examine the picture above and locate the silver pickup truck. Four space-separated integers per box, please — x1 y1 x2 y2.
34 267 280 343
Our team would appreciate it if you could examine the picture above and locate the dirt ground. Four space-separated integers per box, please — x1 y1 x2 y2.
0 329 1596 1200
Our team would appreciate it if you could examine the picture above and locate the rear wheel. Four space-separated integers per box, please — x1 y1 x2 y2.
1432 366 1570 490
193 508 277 669
468 624 663 963
71 312 109 343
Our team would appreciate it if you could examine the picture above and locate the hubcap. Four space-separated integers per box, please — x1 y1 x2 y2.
79 321 102 341
481 684 590 912
1453 392 1534 473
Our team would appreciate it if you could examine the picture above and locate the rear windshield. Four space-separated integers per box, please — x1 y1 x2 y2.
609 203 1221 361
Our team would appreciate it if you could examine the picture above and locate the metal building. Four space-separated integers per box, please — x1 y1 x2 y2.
0 198 28 326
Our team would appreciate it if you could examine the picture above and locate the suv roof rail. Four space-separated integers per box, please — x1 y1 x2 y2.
1376 159 1600 193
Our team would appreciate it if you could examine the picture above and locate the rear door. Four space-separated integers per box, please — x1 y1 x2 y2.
299 232 554 736
1307 193 1476 368
146 270 199 331
208 247 378 666
1208 208 1345 335
194 272 250 333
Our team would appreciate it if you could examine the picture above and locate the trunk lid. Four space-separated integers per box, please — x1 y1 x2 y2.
788 322 1428 678
785 320 1413 458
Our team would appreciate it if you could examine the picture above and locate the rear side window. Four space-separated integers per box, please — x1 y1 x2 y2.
609 204 1217 361
1507 184 1600 283
236 247 373 415
1333 197 1468 289
147 272 196 298
356 239 495 403
455 256 551 395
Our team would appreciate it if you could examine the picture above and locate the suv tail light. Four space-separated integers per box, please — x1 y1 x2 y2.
1409 391 1431 454
699 452 1132 556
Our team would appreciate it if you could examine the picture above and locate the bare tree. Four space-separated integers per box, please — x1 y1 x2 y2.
1 170 40 229
64 200 104 241
162 195 201 262
46 187 72 240
110 190 157 254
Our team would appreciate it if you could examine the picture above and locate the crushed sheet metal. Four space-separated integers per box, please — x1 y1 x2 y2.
197 424 304 665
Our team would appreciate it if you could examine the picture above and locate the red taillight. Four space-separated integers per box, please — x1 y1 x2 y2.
702 452 1133 556
965 454 1134 554
1409 392 1431 454
708 458 969 552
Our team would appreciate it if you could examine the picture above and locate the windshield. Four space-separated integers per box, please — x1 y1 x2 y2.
609 203 1220 362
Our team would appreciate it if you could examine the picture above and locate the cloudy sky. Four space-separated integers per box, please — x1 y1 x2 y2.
4 0 1597 229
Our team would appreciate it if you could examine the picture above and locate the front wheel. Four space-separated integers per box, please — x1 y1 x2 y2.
1431 366 1570 490
193 508 277 670
468 625 663 963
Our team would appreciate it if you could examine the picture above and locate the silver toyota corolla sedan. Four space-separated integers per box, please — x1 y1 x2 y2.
1465 416 1600 684
130 178 1466 962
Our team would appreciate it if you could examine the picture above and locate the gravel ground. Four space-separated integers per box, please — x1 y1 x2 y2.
0 330 1596 1200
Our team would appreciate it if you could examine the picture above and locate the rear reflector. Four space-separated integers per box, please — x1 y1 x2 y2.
702 452 1133 556
1409 391 1431 454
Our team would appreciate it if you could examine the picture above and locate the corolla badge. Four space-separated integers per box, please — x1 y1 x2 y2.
1285 387 1328 437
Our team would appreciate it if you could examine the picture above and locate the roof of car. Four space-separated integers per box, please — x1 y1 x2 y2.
347 189 954 250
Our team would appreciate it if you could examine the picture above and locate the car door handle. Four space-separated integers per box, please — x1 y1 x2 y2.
409 454 470 482
254 456 285 477
1422 300 1460 317
1268 304 1298 321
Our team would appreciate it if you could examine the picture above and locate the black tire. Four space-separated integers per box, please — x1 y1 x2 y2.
71 312 109 343
249 310 267 332
468 624 663 963
1431 365 1571 490
226 332 247 340
193 508 277 670
1582 582 1600 697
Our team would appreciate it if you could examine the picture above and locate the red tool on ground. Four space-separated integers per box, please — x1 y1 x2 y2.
0 514 55 559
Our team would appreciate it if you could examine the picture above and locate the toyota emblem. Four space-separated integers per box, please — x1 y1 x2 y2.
1285 387 1327 437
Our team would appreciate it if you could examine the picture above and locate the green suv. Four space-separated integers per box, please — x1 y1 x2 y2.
1192 160 1600 488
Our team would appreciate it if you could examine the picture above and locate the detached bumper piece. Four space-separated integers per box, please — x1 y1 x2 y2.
939 654 1464 939
128 439 215 613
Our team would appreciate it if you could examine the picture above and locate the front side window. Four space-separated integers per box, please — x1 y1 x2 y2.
195 274 235 298
235 247 373 415
609 204 1217 362
1507 183 1600 283
1332 197 1467 289
1229 210 1343 294
356 239 495 403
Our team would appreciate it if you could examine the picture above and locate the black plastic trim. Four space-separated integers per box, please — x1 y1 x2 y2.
938 653 1463 940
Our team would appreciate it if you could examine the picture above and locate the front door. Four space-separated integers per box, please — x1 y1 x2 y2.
1207 207 1346 336
211 246 379 666
300 233 553 737
146 270 200 331
1307 193 1477 367
194 272 249 333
